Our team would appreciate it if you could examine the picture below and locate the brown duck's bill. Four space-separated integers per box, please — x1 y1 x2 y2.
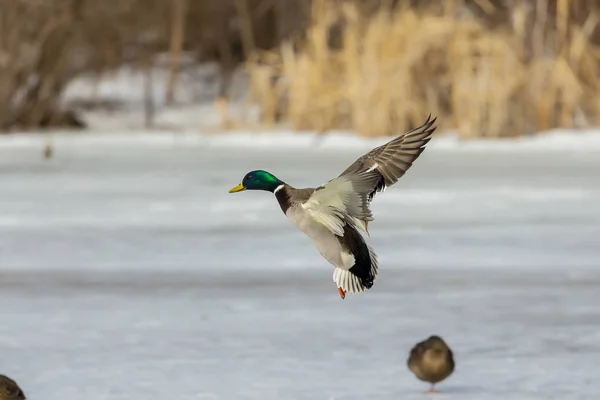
229 183 246 193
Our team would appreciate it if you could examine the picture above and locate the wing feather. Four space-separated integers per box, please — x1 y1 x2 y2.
339 114 437 200
303 204 346 236
301 116 435 236
302 172 379 236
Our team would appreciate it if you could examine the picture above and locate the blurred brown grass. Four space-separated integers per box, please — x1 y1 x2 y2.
0 0 300 131
246 0 600 137
1 0 600 138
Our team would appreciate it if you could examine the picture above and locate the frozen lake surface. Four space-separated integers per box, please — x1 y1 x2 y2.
0 133 599 399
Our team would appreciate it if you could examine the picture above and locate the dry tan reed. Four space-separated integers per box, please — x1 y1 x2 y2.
244 0 600 138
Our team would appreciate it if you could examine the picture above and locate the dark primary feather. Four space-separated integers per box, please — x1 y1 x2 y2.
339 114 437 201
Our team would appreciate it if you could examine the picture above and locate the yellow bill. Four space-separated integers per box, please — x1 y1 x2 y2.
229 183 246 193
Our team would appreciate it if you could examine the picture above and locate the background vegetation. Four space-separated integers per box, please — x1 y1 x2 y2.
1 0 599 137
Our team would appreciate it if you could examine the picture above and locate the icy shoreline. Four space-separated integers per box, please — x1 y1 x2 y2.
1 127 600 153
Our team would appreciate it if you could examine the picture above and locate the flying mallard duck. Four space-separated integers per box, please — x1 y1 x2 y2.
229 115 436 299
0 375 26 400
407 335 455 393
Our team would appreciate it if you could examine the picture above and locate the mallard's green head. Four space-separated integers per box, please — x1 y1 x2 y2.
229 170 284 193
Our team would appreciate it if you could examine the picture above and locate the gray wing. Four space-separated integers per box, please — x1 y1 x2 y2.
301 172 380 236
339 114 437 201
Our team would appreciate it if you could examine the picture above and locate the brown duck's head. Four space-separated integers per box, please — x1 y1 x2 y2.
425 335 448 348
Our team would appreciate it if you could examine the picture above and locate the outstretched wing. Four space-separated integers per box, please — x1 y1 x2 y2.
339 115 437 201
301 171 380 236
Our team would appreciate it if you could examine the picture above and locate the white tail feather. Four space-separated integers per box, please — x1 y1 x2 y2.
333 246 379 295
333 268 365 294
